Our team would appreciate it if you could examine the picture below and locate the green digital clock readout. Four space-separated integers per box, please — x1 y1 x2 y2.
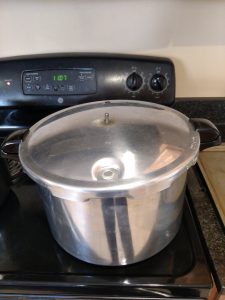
53 74 68 81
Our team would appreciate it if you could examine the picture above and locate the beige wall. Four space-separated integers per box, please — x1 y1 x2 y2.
0 0 225 98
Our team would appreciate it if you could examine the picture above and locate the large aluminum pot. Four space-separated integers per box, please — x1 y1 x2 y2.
1 100 221 266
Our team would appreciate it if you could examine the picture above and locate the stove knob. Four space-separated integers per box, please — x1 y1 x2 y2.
126 72 143 91
150 74 167 92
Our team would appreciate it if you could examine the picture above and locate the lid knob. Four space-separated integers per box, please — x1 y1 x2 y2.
104 113 110 125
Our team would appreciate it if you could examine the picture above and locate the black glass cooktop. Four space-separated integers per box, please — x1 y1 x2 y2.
0 176 212 299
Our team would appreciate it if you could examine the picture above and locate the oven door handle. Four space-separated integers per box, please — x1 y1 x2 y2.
1 129 29 161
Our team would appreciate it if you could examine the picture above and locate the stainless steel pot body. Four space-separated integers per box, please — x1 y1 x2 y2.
39 172 187 266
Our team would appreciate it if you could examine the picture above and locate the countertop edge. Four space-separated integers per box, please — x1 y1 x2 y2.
187 166 225 296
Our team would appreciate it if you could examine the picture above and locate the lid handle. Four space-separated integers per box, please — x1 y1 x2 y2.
1 129 29 161
190 118 221 151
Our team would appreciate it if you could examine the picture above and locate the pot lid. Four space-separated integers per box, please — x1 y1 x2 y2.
19 100 200 192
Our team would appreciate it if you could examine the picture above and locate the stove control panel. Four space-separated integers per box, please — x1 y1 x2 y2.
0 55 175 107
23 69 96 95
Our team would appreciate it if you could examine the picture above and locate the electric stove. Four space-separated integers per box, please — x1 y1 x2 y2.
0 54 212 299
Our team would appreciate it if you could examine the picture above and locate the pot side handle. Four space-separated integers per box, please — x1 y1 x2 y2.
190 118 221 151
1 129 29 161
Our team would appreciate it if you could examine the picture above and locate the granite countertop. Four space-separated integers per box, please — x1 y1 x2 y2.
187 168 225 295
175 99 225 295
174 98 225 142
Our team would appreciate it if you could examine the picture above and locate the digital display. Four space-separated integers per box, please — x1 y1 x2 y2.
23 68 96 95
53 74 68 81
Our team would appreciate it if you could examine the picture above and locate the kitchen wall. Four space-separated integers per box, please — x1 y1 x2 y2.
0 0 225 98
